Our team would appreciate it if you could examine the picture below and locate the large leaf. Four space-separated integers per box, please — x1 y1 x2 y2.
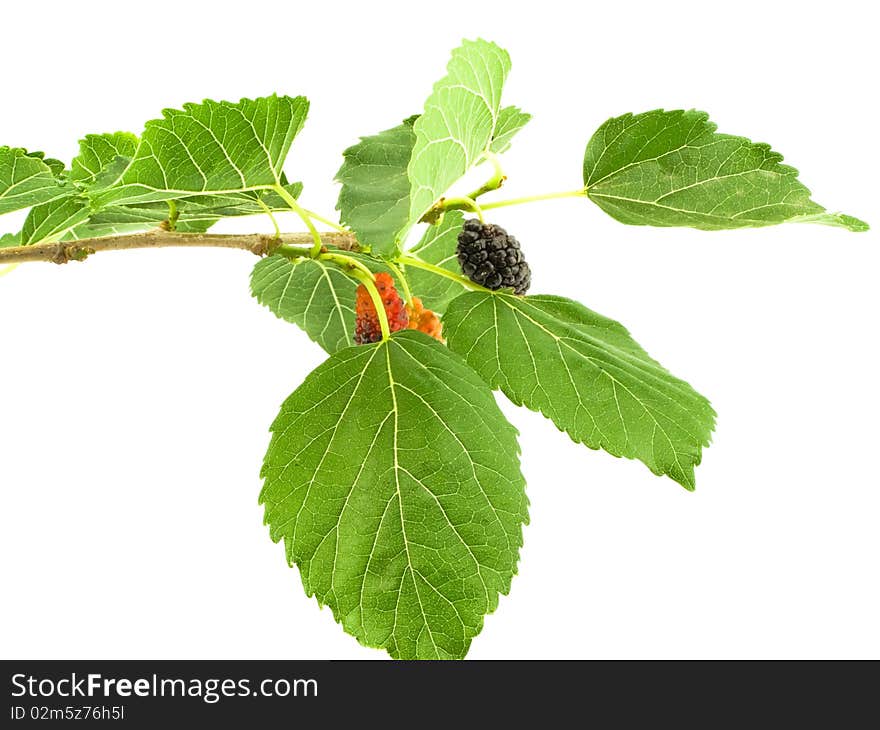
70 132 139 186
261 331 527 659
335 117 416 255
21 196 91 244
91 95 309 207
444 292 715 490
407 40 511 230
406 210 469 313
0 146 68 215
584 109 867 232
250 250 393 354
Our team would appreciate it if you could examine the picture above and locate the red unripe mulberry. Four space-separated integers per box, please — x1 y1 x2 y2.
354 272 409 344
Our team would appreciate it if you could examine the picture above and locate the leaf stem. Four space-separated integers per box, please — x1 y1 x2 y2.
256 198 281 239
273 184 322 256
165 200 180 231
398 254 488 293
466 151 507 199
479 188 588 210
301 208 348 233
440 196 485 223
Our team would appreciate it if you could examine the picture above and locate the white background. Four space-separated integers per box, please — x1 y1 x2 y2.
1 0 877 660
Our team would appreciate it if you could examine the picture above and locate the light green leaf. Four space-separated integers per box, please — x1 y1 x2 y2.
181 180 304 219
407 210 468 313
91 95 309 207
63 203 218 240
444 292 715 490
22 196 91 244
335 117 416 255
489 106 531 155
584 109 867 232
261 331 527 659
1 232 21 248
407 39 511 229
250 250 391 354
24 150 65 178
70 132 139 186
0 146 68 215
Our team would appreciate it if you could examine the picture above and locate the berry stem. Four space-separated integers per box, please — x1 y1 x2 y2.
350 268 391 340
273 184 322 257
386 261 413 303
398 254 491 293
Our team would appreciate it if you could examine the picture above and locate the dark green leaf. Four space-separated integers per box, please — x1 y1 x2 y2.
444 292 715 489
261 331 527 659
584 109 867 231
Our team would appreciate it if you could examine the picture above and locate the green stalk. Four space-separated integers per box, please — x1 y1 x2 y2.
256 198 281 239
479 188 588 210
301 208 348 233
466 151 506 199
348 267 390 340
440 196 485 223
386 261 413 303
398 254 488 293
273 184 322 256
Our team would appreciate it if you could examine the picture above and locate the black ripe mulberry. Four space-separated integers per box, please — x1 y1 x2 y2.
456 219 531 295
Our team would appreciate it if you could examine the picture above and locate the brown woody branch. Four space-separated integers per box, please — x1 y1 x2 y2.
0 230 359 265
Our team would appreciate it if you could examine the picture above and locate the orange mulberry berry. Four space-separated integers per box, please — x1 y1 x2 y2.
406 297 444 342
354 272 409 344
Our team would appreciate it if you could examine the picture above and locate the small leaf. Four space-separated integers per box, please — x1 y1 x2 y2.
1 232 21 248
21 196 91 244
250 250 392 354
444 292 715 490
0 146 68 215
584 109 867 232
489 106 531 155
261 331 527 659
70 132 139 186
407 39 512 230
335 117 416 255
92 95 309 207
407 210 468 313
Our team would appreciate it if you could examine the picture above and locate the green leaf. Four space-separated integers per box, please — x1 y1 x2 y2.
63 203 218 240
335 117 416 255
181 180 304 219
91 95 308 207
21 196 91 244
444 292 715 490
1 232 21 248
584 109 867 232
260 331 527 659
407 210 468 313
250 250 391 354
0 146 68 215
407 39 511 229
489 106 531 155
70 132 139 187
